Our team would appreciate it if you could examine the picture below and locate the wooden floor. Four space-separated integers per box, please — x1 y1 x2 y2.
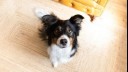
0 0 127 72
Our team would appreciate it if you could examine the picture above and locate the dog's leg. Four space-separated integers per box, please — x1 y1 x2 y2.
50 56 59 67
52 60 58 67
47 48 59 67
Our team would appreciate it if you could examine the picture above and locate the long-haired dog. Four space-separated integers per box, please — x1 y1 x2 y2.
35 8 84 67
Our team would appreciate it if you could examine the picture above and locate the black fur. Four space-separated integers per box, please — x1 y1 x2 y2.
39 14 84 57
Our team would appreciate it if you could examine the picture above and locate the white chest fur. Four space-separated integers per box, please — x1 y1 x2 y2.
47 44 72 67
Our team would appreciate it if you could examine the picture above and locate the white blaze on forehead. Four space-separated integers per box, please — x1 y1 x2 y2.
57 35 70 46
60 35 68 39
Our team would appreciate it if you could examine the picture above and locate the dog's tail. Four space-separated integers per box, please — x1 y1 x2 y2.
34 8 52 18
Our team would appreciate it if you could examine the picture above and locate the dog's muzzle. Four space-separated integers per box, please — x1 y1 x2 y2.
57 35 70 48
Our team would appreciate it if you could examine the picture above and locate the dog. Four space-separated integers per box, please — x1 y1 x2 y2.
35 8 84 67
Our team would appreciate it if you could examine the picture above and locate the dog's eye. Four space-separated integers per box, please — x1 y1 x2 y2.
54 29 60 34
68 30 72 33
68 30 73 36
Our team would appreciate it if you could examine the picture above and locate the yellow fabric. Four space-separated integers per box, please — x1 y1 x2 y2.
55 0 108 16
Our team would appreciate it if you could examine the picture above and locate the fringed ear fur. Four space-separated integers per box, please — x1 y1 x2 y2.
69 14 84 36
42 14 58 25
69 14 84 24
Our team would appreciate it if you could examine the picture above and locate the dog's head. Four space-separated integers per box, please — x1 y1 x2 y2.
42 14 84 48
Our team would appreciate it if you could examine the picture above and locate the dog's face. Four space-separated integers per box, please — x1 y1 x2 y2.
51 21 76 48
42 14 84 48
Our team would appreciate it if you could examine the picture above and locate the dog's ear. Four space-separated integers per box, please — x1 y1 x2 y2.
69 14 84 36
69 14 84 24
42 15 58 25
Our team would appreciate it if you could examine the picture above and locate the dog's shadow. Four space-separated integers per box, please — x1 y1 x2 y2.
38 28 49 57
15 23 49 59
35 27 49 58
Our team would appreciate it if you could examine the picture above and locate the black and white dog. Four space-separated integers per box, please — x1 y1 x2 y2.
35 8 84 67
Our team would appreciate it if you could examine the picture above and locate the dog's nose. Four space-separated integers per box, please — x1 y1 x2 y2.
60 39 67 45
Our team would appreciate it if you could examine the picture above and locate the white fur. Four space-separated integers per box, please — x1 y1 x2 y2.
70 49 76 55
34 8 51 18
48 44 72 67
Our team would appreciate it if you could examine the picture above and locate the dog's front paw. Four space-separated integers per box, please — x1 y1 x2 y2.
52 62 58 68
60 58 71 64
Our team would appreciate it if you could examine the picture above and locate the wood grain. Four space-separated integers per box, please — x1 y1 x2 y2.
0 0 127 72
